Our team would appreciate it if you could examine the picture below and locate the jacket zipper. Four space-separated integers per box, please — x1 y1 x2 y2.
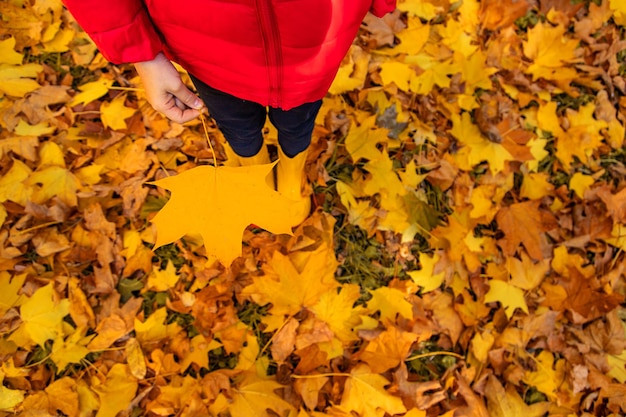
255 0 282 107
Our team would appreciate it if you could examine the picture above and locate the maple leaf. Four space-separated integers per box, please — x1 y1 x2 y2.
242 243 339 317
328 45 370 95
69 76 114 107
228 370 295 417
44 377 80 417
450 112 515 174
358 326 418 373
408 252 445 293
92 364 138 417
150 163 299 266
50 328 94 370
0 159 33 206
495 200 557 260
0 37 23 65
100 93 136 130
367 287 414 323
485 375 549 417
26 165 81 206
522 351 566 401
484 279 529 319
341 363 407 417
15 283 69 347
522 21 581 81
311 284 365 343
345 115 389 163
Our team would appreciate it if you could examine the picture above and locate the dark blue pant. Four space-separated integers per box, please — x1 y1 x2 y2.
190 75 323 158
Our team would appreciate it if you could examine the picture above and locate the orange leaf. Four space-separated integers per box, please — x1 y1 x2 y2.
495 200 557 260
150 163 298 266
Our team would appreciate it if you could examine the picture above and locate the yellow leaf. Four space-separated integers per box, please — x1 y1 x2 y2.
609 0 626 25
409 60 457 94
77 379 100 417
146 261 180 292
125 337 147 379
458 50 497 94
0 37 23 65
359 326 417 373
329 45 370 95
229 371 295 417
384 17 429 55
50 328 93 370
134 308 181 344
555 104 606 169
26 165 81 206
520 172 554 200
367 287 413 323
18 283 69 346
450 112 515 174
470 329 495 363
14 119 55 136
379 61 414 91
69 77 114 107
345 116 388 163
408 252 445 293
243 244 338 316
39 141 66 167
522 351 566 401
397 0 443 20
438 19 477 57
340 363 407 417
0 271 26 316
150 163 299 266
569 172 595 199
92 364 138 417
101 94 137 130
484 279 528 319
0 384 24 411
179 334 221 370
363 153 406 198
0 63 42 97
312 284 365 343
45 377 79 417
485 375 549 417
75 163 104 185
523 22 581 81
42 27 75 53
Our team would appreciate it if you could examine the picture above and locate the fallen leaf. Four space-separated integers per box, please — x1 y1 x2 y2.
340 363 407 417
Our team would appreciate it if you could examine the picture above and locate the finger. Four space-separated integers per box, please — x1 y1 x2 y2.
171 84 204 110
162 106 201 124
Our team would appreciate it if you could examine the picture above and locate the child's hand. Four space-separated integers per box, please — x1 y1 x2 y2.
134 52 204 123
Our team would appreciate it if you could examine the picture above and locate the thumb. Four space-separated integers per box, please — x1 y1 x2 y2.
171 84 204 110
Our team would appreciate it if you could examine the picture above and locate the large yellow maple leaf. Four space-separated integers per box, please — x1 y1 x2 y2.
150 163 298 266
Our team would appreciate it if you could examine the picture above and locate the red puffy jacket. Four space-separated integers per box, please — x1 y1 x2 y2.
62 0 396 110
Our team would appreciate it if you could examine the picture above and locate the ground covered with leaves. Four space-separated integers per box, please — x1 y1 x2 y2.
1 0 626 416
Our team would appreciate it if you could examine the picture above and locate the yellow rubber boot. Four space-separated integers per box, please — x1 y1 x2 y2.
238 145 275 189
276 147 311 226
222 141 242 167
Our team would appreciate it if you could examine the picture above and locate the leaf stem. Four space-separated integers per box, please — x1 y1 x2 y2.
405 351 464 362
291 372 350 379
200 113 217 167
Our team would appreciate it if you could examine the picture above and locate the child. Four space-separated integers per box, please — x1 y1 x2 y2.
62 0 397 225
